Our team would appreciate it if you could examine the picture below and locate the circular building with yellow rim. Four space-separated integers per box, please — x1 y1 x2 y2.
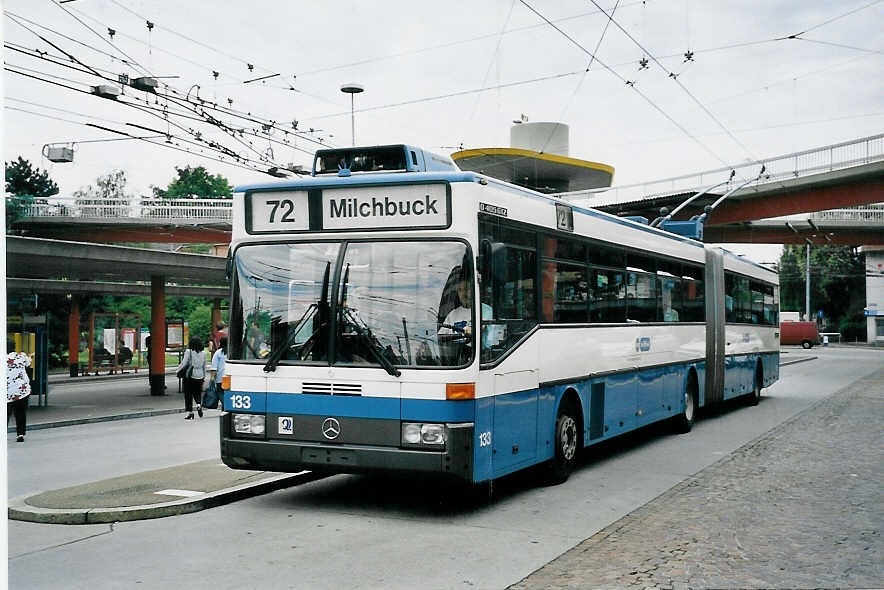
451 122 614 194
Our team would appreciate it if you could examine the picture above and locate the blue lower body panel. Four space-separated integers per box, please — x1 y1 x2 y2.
221 353 779 483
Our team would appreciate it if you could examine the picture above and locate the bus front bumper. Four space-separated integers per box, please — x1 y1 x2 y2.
221 419 474 482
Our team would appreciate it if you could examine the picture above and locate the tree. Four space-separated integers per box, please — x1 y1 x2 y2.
778 244 866 339
74 170 129 201
152 166 232 199
73 170 132 216
5 157 59 231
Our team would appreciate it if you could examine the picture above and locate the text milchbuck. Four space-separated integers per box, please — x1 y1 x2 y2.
328 194 439 219
322 184 448 230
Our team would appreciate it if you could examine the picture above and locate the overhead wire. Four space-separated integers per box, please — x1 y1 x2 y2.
708 52 878 105
789 38 884 55
5 11 139 69
7 36 330 150
5 25 323 169
48 0 153 77
516 0 731 166
65 2 327 106
584 0 758 162
307 69 585 121
6 12 103 77
539 0 622 155
51 2 332 147
6 96 131 125
106 0 273 74
4 66 291 175
784 0 884 37
465 0 517 134
7 8 314 173
295 0 649 77
4 100 268 173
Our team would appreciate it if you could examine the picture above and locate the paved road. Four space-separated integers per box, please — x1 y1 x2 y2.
8 346 883 589
510 364 884 589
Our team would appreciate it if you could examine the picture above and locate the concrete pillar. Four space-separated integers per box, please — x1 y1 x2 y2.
150 275 166 395
68 297 80 377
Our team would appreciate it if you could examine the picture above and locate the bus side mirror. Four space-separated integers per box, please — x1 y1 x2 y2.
479 240 507 284
225 252 233 282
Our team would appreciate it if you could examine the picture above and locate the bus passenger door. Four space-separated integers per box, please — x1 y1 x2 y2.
492 368 539 477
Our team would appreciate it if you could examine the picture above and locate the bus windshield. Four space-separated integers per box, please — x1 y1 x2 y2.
230 240 474 369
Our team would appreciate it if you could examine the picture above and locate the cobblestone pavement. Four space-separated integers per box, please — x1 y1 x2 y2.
510 370 884 590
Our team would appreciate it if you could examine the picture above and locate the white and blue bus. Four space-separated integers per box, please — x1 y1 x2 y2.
220 144 779 485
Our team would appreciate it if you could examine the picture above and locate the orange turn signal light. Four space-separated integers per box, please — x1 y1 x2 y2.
221 375 231 390
446 382 475 400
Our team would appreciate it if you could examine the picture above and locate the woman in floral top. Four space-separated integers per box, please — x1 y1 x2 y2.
7 339 32 442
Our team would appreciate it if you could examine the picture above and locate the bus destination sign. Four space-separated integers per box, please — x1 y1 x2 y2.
247 183 449 233
323 183 448 230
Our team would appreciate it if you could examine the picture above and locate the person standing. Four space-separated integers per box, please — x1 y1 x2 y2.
7 339 32 442
207 336 227 410
176 336 207 420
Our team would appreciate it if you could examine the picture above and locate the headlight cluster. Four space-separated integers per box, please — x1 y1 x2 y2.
233 414 265 435
401 422 446 448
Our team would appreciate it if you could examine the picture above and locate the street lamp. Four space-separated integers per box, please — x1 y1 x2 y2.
340 83 364 146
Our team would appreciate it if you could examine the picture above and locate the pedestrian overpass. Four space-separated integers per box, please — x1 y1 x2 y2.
12 133 884 246
562 133 884 246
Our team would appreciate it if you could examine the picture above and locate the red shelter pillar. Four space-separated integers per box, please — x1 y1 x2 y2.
68 297 80 377
210 299 222 349
150 275 166 395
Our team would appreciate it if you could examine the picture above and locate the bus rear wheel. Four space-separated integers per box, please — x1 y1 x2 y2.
546 401 579 485
801 340 813 349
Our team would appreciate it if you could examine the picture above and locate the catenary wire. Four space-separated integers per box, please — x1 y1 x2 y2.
48 0 153 77
584 0 757 162
517 0 730 166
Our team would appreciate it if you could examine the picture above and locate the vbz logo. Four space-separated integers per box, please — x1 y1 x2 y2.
278 417 294 435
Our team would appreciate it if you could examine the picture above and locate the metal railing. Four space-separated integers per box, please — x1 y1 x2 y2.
562 133 884 206
809 204 884 223
23 197 232 221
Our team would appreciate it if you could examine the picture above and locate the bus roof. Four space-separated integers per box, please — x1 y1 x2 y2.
235 167 774 278
234 171 481 193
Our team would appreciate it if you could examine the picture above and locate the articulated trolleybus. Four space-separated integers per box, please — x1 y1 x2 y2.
221 144 779 485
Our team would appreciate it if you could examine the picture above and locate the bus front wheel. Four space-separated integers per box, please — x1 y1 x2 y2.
748 366 763 406
673 380 696 434
546 401 579 485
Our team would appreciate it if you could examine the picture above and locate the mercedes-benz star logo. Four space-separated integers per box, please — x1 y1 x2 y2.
321 417 341 440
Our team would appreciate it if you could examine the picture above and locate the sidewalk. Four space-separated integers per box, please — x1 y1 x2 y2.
17 368 185 431
510 368 884 590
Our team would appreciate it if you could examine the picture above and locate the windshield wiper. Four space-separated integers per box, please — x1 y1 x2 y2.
264 261 330 372
340 307 401 377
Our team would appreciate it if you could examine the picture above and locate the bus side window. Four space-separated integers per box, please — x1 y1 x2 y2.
479 219 539 363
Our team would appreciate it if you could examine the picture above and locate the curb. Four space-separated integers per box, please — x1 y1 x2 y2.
48 370 177 385
779 355 817 367
11 408 188 433
8 471 325 525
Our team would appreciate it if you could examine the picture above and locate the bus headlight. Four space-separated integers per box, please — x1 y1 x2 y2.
421 423 445 445
403 423 422 444
401 422 446 448
233 414 265 435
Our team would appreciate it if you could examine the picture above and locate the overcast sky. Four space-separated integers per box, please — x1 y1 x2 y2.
4 0 883 261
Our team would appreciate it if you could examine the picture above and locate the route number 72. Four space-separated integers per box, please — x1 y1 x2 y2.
267 199 296 223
